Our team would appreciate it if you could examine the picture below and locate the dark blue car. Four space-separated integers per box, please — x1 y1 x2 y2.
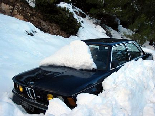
12 38 153 113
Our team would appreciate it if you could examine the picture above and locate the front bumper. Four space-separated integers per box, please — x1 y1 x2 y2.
12 89 48 112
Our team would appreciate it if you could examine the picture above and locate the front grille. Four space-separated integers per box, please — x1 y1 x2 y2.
13 83 77 108
25 87 36 100
14 83 50 104
35 89 49 104
14 82 67 106
14 83 36 100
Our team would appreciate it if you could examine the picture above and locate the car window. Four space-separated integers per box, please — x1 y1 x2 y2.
89 45 109 70
125 42 142 60
111 44 128 68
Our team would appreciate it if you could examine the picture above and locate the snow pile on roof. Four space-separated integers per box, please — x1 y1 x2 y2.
40 40 97 70
46 59 155 116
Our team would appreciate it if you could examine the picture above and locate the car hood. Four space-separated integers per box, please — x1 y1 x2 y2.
13 66 111 96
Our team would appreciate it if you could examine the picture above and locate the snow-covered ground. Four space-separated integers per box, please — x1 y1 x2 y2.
0 2 155 116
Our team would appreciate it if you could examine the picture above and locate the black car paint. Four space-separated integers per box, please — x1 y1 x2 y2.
12 66 113 113
13 66 112 96
12 38 153 113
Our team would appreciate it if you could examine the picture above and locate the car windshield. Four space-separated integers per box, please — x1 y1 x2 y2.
89 45 109 70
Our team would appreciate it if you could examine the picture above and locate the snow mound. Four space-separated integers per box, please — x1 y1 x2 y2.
40 40 97 70
45 59 155 116
100 59 155 116
45 98 71 116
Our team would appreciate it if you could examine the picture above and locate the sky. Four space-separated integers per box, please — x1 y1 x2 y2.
0 2 155 116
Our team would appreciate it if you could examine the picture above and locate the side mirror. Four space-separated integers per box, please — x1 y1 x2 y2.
111 60 119 69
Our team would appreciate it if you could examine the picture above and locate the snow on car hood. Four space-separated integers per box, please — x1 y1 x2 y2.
40 40 97 70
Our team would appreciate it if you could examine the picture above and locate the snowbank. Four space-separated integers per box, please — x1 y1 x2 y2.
143 47 155 60
46 59 155 116
0 93 44 116
45 99 71 116
40 40 96 70
101 59 155 116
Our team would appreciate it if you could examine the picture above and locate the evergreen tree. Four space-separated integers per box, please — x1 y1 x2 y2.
35 0 81 36
104 0 155 44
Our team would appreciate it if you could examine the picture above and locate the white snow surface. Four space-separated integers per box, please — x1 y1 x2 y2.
107 25 134 39
142 47 155 60
0 2 155 116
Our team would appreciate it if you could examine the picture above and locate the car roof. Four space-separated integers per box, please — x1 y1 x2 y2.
83 38 133 46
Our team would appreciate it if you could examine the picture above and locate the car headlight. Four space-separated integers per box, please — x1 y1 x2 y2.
19 85 23 92
47 94 53 100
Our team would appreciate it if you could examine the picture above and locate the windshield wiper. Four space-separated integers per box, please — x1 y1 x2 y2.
80 68 97 72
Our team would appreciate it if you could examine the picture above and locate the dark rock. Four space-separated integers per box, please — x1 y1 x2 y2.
0 0 68 37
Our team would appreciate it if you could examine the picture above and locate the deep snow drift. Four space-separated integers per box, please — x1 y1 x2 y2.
1 2 155 116
45 59 155 116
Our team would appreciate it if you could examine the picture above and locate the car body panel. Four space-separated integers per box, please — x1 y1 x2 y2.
13 66 112 96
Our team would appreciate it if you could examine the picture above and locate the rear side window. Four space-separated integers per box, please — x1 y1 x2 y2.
89 45 109 70
125 43 143 60
111 44 128 68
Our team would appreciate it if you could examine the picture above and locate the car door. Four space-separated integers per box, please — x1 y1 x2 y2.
125 42 150 60
111 43 129 69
